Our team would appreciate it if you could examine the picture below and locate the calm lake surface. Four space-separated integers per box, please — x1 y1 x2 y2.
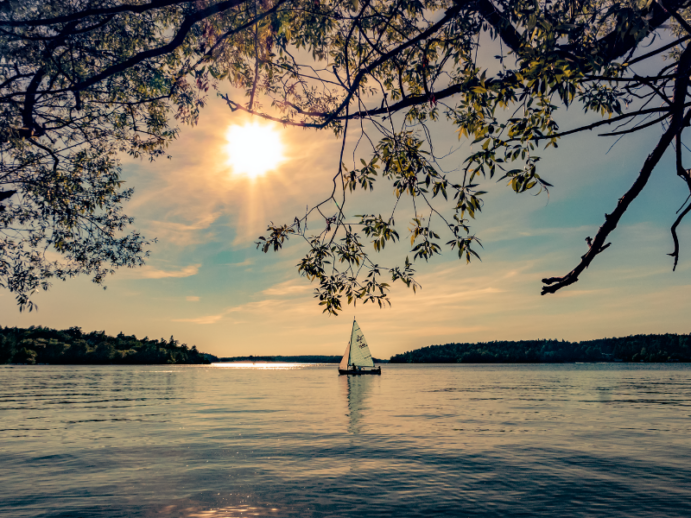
1 363 690 517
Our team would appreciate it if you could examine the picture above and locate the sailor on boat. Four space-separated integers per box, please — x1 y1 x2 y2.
338 318 382 375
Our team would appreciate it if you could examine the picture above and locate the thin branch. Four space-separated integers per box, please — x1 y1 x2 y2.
668 203 691 270
598 113 668 136
626 35 691 66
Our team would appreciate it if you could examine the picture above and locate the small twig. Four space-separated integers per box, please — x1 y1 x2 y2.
668 203 691 270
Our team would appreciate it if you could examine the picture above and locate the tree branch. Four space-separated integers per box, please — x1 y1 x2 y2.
0 0 190 27
541 44 691 295
669 131 691 269
70 0 249 93
668 203 691 270
301 0 473 127
564 0 691 63
475 0 522 53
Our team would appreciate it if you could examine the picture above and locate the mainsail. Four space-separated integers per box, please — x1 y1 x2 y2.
339 319 375 370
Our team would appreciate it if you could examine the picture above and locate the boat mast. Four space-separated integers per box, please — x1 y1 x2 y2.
349 317 356 368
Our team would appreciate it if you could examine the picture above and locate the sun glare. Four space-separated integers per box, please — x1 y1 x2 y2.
224 122 284 179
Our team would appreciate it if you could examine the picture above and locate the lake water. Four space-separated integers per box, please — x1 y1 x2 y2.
1 363 690 517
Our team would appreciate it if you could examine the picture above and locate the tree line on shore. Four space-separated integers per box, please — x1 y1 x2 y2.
389 334 691 364
4 326 690 365
0 326 211 365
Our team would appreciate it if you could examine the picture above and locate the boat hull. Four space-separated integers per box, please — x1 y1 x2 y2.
338 366 382 375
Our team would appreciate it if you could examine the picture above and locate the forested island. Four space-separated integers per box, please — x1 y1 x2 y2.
390 334 691 363
0 326 212 365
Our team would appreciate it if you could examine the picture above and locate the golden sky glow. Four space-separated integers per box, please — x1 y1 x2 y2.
224 121 285 179
3 96 691 359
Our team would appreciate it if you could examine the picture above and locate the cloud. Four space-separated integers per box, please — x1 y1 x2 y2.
147 213 221 247
173 313 223 324
186 296 200 302
139 264 201 279
170 298 288 326
228 258 254 267
262 279 312 296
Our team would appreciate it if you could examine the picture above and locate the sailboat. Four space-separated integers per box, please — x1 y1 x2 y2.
338 318 382 375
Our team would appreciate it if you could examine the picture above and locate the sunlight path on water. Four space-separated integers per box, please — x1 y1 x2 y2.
211 362 322 370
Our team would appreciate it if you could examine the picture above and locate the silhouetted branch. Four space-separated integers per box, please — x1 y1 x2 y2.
542 44 691 295
668 203 691 270
669 131 691 270
598 113 668 136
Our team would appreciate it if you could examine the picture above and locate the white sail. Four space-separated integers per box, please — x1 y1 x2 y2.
348 320 375 368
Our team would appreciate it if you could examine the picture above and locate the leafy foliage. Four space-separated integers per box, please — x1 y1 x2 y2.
246 0 691 311
4 0 691 313
0 325 211 364
0 0 265 308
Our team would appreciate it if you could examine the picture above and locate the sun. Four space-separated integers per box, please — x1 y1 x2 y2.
224 121 285 179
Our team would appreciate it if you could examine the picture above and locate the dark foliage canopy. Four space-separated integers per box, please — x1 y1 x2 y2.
3 0 691 313
0 325 211 364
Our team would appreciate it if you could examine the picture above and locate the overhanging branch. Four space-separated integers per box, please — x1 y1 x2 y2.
541 44 691 295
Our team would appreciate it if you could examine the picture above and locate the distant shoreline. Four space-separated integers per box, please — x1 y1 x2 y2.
390 334 691 364
4 326 690 366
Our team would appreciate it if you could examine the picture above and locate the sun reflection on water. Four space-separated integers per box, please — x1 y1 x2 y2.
210 362 323 370
155 502 280 517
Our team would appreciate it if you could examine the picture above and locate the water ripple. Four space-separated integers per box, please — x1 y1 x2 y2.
1 363 690 517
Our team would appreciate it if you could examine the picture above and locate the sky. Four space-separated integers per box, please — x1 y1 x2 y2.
2 52 691 358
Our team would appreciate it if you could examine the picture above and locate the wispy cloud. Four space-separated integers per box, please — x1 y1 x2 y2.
186 296 201 302
172 298 284 325
228 258 254 267
147 213 221 247
139 264 201 279
173 313 224 324
262 279 312 296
